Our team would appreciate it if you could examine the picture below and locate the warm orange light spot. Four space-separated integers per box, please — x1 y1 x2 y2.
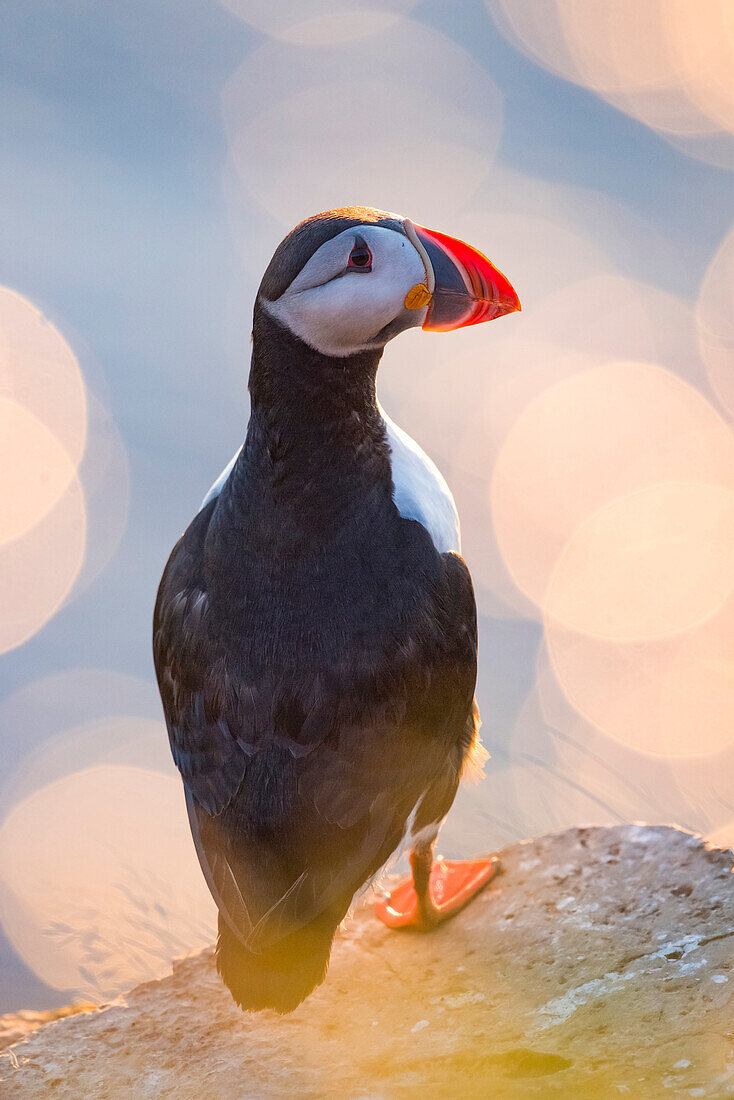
491 361 734 615
0 474 86 655
223 19 502 232
545 482 734 642
0 287 87 474
215 1 419 44
72 391 131 598
446 755 620 855
0 766 216 997
667 0 734 134
546 592 734 759
486 0 734 166
697 224 734 421
707 821 734 851
658 597 734 759
0 398 78 545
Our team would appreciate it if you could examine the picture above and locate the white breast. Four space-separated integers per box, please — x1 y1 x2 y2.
201 411 461 555
380 405 461 554
201 449 239 509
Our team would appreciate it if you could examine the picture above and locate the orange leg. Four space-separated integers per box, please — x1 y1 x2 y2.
375 841 500 930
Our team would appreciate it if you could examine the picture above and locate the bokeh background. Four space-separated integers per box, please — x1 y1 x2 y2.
1 0 733 1013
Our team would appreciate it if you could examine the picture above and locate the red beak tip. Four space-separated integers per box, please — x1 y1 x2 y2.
414 222 520 331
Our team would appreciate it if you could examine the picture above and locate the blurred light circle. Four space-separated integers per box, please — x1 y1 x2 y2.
454 208 610 310
0 473 86 654
658 597 734 760
0 766 216 998
0 287 87 473
697 224 734 420
532 652 734 841
1 714 173 818
546 594 734 759
663 129 734 173
444 755 620 856
485 0 579 83
74 392 131 596
545 482 734 642
509 684 652 822
707 822 734 850
490 360 734 613
0 669 167 820
216 1 418 43
563 0 685 96
452 466 540 620
223 19 502 228
529 667 695 828
0 668 161 744
666 0 734 134
521 276 702 386
486 0 734 167
547 625 678 758
0 398 78 544
233 83 491 227
664 746 734 841
487 0 688 95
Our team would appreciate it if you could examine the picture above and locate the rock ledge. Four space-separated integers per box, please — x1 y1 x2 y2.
1 825 732 1098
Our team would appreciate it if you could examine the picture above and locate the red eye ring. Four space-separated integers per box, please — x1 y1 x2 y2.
347 239 372 270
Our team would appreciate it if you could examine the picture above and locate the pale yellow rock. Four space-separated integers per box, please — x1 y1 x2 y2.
0 825 732 1098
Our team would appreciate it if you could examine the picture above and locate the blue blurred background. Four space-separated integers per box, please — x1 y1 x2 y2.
1 0 732 1012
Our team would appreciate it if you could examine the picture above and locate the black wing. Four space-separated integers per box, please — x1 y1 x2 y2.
154 504 478 952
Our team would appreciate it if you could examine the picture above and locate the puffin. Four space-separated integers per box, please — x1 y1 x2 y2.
153 207 520 1014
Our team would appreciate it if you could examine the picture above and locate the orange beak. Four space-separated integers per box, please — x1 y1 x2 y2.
408 222 521 332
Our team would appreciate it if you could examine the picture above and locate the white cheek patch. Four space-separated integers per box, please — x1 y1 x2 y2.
263 225 428 357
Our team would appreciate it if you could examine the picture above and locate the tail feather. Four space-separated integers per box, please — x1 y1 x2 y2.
215 910 340 1014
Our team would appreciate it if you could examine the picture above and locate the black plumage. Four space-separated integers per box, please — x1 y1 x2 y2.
153 210 481 1013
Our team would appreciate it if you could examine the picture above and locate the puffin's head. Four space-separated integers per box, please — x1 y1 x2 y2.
257 206 520 358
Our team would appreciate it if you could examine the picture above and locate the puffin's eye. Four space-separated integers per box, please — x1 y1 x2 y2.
347 239 372 271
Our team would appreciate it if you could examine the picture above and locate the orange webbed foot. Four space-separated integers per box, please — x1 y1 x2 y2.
375 857 500 930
